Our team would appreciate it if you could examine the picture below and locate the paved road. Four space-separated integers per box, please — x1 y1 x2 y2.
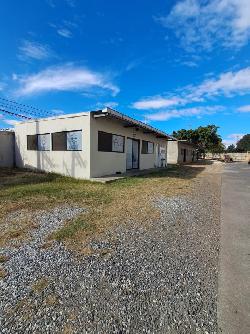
218 162 250 334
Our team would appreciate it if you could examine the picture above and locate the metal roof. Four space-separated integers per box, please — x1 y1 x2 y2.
92 107 174 140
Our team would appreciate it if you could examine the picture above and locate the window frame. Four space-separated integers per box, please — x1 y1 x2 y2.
52 130 83 151
27 134 38 151
37 133 51 151
98 131 125 153
141 140 154 154
66 130 83 151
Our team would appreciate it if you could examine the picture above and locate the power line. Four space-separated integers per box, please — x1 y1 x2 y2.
0 108 32 120
0 97 54 120
0 97 52 116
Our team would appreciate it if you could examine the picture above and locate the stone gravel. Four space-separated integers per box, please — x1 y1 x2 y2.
0 171 221 334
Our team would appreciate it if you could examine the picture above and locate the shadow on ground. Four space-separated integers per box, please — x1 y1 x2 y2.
0 160 211 191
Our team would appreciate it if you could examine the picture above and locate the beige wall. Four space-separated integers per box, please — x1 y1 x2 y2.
90 116 168 177
14 112 168 179
167 141 197 164
167 141 178 164
205 152 250 161
15 113 91 179
0 131 15 167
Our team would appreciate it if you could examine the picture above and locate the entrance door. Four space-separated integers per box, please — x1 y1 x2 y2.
126 138 139 169
183 149 187 162
155 145 166 167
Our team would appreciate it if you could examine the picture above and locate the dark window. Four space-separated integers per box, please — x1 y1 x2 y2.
52 130 82 151
141 140 154 154
98 131 124 153
52 132 67 151
27 135 38 150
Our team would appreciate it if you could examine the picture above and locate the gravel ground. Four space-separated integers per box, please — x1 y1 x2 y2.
0 165 221 334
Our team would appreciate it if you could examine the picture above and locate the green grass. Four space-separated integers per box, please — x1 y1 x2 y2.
0 173 111 205
52 216 96 241
0 165 203 247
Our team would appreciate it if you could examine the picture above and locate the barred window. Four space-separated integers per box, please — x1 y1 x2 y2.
142 140 154 154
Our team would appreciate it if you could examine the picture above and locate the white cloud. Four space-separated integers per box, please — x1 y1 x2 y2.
132 67 250 114
188 67 250 99
228 133 245 139
51 109 64 115
0 82 6 91
18 40 53 60
144 106 222 121
223 133 245 146
57 28 72 38
94 101 119 109
103 102 118 109
157 0 250 51
14 64 119 96
3 119 20 126
237 105 250 113
132 97 182 110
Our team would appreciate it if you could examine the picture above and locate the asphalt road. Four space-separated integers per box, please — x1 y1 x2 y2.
218 162 250 334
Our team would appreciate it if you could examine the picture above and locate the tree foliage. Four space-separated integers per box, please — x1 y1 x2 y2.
236 134 250 152
173 125 225 155
226 144 236 153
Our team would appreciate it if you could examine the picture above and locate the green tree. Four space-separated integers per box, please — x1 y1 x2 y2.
172 125 225 156
226 144 236 153
236 134 250 152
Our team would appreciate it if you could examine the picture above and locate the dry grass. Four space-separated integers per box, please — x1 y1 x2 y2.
0 218 37 248
0 254 9 263
31 277 49 293
0 267 7 279
0 165 205 251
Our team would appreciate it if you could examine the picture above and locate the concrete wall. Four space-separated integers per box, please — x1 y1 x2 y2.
14 112 168 179
167 141 197 164
167 141 178 164
0 131 15 167
205 152 250 161
90 115 168 177
15 113 91 179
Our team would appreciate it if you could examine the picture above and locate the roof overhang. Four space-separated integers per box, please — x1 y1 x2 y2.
92 108 174 140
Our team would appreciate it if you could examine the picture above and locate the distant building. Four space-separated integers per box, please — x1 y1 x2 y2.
167 140 197 164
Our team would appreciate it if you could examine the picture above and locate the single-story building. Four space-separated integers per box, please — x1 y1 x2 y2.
167 139 197 164
13 108 172 179
0 130 15 167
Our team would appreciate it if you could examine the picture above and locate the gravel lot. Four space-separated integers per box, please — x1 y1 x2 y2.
0 164 221 333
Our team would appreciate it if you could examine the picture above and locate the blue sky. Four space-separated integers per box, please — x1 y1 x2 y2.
0 0 250 146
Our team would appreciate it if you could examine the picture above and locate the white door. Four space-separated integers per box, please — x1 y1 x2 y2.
126 138 133 170
155 145 166 167
126 138 139 169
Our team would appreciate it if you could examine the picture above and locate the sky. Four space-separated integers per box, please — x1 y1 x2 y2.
0 0 250 146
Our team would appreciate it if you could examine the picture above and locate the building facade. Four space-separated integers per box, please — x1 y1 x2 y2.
14 108 170 179
167 140 197 164
0 130 15 167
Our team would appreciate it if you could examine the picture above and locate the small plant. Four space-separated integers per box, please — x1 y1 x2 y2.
53 217 96 241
